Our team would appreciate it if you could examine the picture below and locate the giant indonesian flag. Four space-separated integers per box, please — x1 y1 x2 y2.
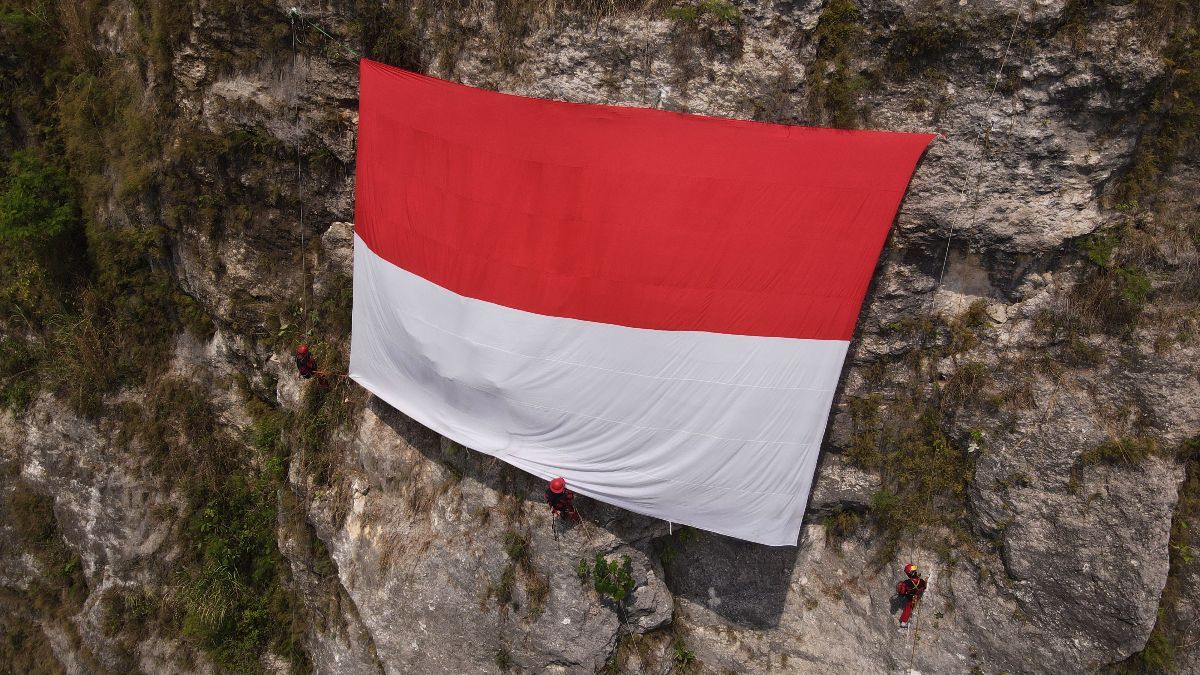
351 59 934 546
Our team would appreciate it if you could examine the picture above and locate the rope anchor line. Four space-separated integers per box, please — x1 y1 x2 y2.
284 9 358 345
931 1 1026 290
289 6 361 59
289 12 311 340
903 3 1028 672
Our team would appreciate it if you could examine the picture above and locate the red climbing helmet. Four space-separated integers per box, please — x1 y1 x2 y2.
904 563 919 578
297 344 309 354
549 477 566 493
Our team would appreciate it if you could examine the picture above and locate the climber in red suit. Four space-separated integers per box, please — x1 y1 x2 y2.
545 477 579 521
294 344 328 387
896 563 927 627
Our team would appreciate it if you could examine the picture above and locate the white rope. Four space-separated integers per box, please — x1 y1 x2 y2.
286 6 309 639
290 6 360 58
933 3 1026 287
895 9 1028 673
290 11 311 339
298 145 308 337
288 8 313 514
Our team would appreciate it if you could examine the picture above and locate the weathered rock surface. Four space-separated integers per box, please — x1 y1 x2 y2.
2 0 1198 672
1 399 197 673
303 399 672 673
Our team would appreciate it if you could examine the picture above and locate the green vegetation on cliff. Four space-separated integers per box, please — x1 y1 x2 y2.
0 2 216 417
1 1 313 671
0 477 87 671
842 302 998 566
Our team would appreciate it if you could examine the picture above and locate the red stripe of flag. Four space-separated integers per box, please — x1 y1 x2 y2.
355 59 933 341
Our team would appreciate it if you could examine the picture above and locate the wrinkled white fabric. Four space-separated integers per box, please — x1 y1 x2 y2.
350 236 848 546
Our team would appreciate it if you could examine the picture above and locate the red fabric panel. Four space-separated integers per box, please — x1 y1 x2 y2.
355 59 933 340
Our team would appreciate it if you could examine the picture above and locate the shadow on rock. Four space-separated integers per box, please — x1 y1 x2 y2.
365 396 667 546
658 528 797 629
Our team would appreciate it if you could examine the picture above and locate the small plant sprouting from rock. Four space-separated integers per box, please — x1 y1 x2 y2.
494 646 513 671
1080 437 1160 467
504 529 531 564
490 565 517 608
656 524 700 565
822 508 863 552
664 0 744 87
806 0 869 128
884 11 970 80
1120 437 1200 671
5 483 88 610
1036 229 1154 341
593 554 636 603
1110 2 1199 211
676 525 699 545
843 302 1000 566
490 529 549 618
673 639 697 669
666 0 741 25
576 558 591 581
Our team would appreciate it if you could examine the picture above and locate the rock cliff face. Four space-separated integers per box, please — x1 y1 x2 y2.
1 0 1198 673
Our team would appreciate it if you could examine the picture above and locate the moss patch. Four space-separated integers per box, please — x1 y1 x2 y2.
1117 437 1200 672
842 303 999 565
806 0 869 128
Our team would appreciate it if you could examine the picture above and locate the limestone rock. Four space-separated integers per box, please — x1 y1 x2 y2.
2 0 1197 672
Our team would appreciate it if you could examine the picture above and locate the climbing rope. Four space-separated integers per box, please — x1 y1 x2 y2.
288 6 361 59
932 2 1026 288
298 151 309 337
572 501 600 541
287 6 368 386
902 5 1028 673
286 5 363 346
286 6 312 581
905 558 924 673
288 10 311 343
